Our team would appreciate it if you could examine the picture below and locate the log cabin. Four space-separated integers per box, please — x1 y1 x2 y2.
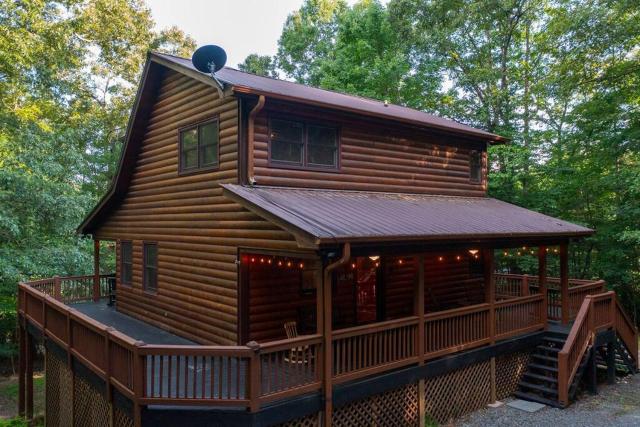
17 50 638 427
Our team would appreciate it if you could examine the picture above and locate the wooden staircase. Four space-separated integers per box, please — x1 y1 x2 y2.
516 291 638 408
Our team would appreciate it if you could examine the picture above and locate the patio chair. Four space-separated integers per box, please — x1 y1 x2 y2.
283 321 312 364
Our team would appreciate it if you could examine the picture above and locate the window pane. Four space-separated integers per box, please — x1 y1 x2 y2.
121 242 132 284
271 140 303 164
201 144 217 166
144 244 157 291
180 128 198 169
145 245 157 267
199 122 219 167
271 119 303 142
308 125 337 147
469 151 482 182
308 145 337 167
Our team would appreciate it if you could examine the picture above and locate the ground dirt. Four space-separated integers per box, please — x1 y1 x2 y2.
458 373 640 427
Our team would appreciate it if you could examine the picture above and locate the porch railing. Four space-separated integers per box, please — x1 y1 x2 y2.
17 273 610 415
495 274 606 321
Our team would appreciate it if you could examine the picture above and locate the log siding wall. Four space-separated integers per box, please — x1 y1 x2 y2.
93 70 299 345
252 103 488 196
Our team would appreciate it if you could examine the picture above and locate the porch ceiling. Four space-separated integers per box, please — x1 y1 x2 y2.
221 184 594 248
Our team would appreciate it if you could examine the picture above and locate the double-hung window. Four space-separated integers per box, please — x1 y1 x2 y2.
120 241 132 286
269 118 338 169
469 150 482 183
179 119 219 172
143 243 158 293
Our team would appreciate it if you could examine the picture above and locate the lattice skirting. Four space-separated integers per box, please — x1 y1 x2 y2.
45 347 135 427
496 351 531 400
46 349 73 427
274 411 322 427
424 360 492 424
333 383 419 426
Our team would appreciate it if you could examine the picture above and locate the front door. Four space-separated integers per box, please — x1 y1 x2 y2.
355 257 378 324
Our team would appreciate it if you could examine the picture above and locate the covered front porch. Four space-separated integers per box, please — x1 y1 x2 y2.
238 242 597 384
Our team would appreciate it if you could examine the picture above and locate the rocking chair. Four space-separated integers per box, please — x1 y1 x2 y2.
283 321 312 364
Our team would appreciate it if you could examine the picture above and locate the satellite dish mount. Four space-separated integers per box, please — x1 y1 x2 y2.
192 45 228 94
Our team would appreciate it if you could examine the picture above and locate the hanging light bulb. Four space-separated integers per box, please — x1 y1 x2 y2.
456 255 461 261
398 259 404 265
299 262 304 269
369 255 380 261
267 259 272 265
468 249 479 256
277 260 283 267
251 257 256 263
351 263 356 269
438 256 444 262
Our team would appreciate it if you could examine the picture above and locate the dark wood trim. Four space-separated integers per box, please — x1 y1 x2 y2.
177 116 221 175
237 248 249 345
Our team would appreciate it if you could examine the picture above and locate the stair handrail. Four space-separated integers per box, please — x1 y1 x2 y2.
615 297 639 369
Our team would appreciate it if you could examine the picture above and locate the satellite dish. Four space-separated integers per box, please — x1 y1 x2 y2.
192 45 227 75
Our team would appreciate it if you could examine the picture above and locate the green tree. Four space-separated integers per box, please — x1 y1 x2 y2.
0 0 195 365
238 53 278 77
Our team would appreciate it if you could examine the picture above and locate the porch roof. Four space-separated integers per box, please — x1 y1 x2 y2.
221 184 594 247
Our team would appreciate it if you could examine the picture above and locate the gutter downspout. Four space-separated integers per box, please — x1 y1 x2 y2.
247 95 266 185
322 243 351 426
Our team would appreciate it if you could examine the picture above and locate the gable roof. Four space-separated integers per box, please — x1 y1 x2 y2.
222 184 594 248
79 51 507 235
152 52 506 143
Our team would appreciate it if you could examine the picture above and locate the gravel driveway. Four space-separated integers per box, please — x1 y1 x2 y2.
457 374 640 427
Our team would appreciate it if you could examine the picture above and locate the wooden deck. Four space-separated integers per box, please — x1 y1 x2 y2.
18 273 631 419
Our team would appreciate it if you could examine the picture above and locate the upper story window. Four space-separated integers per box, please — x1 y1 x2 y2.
120 241 132 286
143 243 158 293
469 150 482 183
269 118 338 169
179 118 219 173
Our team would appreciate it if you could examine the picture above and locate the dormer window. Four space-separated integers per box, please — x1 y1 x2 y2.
469 150 482 183
179 118 219 173
269 118 338 169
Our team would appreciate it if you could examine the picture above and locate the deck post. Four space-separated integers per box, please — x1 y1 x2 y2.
538 246 548 328
560 243 569 324
93 239 100 302
322 243 350 427
18 323 26 417
25 331 34 421
521 274 530 296
484 248 497 402
247 341 261 412
416 255 426 425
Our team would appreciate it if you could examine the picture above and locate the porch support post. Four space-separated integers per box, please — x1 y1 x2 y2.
25 331 34 421
322 243 350 427
93 239 101 302
416 255 426 425
18 323 26 417
560 242 569 324
538 246 548 328
484 248 497 403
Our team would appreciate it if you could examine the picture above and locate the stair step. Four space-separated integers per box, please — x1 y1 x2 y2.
544 337 567 344
529 363 558 373
513 391 563 408
537 345 560 353
522 372 558 383
519 381 558 395
532 354 558 363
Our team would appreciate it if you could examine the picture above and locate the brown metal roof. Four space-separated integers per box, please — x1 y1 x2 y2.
222 184 593 246
152 52 506 143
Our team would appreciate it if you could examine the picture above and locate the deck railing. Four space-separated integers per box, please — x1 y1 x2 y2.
495 274 606 321
19 273 608 415
332 316 419 383
557 292 616 406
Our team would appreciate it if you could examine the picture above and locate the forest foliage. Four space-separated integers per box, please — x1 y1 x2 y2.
1 0 639 364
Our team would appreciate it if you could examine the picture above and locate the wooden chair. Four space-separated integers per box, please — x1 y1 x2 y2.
283 321 312 364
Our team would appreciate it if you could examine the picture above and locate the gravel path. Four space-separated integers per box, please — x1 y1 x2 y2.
457 374 640 427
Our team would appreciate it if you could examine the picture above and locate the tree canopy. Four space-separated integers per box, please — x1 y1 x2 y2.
0 0 194 361
1 0 639 364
